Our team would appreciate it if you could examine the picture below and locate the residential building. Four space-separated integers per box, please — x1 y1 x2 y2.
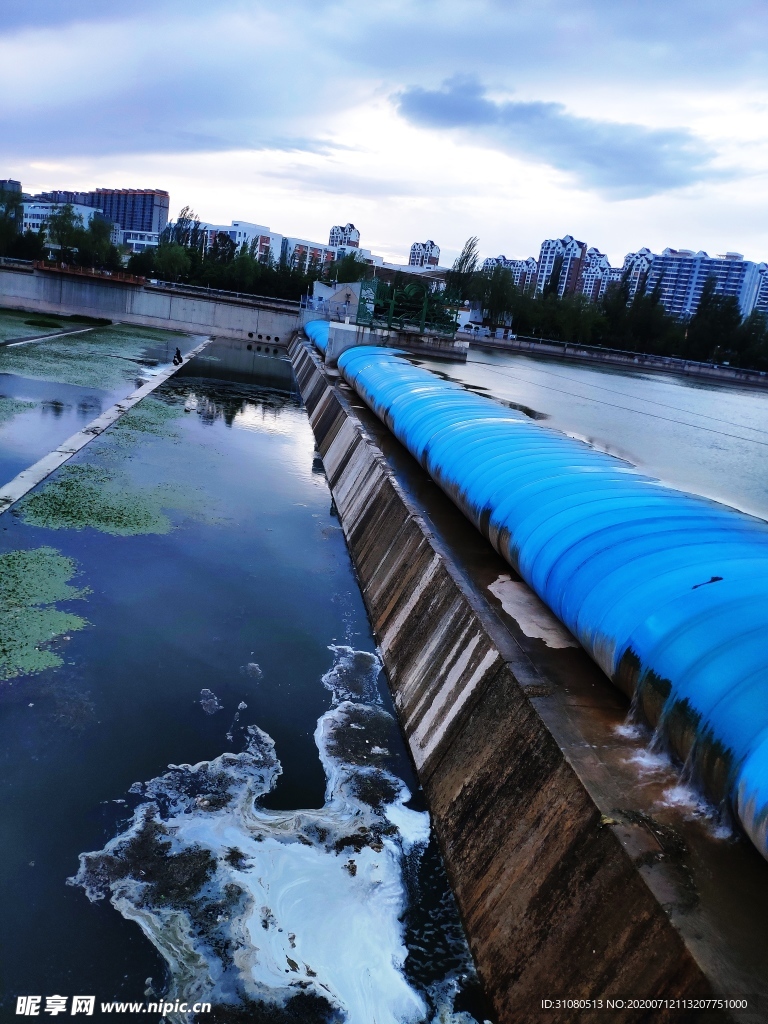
535 235 587 297
644 249 760 318
620 248 655 300
0 179 22 194
282 235 339 268
577 247 612 301
481 255 538 291
121 230 160 254
598 267 625 299
200 221 283 260
34 188 170 235
409 240 440 267
21 201 101 234
752 264 768 316
329 223 360 248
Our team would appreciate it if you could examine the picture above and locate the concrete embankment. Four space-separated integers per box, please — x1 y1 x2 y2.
288 337 757 1024
0 263 299 341
467 334 768 389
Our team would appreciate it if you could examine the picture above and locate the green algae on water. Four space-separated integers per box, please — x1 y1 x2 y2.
17 463 175 536
109 395 184 444
0 397 35 425
0 547 89 680
0 323 192 390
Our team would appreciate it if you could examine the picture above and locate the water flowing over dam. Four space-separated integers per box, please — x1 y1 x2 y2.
334 340 768 863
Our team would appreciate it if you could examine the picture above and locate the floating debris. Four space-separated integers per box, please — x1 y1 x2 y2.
199 689 224 715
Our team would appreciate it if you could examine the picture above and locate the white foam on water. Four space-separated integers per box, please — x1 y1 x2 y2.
627 747 672 776
613 722 644 741
656 784 733 841
71 647 481 1023
199 688 223 715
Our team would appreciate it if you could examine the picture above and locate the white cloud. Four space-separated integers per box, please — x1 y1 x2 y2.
3 0 768 263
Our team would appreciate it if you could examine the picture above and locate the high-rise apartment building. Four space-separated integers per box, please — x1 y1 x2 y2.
409 240 440 267
329 223 360 248
34 188 169 235
644 249 760 318
619 248 655 300
482 255 538 290
535 235 587 297
576 247 612 301
754 265 768 316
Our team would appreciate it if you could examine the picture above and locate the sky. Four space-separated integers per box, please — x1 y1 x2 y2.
3 0 768 266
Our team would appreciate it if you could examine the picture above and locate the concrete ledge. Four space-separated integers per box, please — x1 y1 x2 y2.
290 339 725 1023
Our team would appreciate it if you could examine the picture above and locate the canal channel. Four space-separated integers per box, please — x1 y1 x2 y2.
0 320 491 1022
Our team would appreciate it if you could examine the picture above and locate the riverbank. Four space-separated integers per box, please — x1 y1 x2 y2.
465 333 768 389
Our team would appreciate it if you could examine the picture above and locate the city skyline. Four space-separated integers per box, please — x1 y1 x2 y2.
2 1 767 267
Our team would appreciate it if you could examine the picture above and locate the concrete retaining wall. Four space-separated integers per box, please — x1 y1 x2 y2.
289 338 721 1024
0 266 300 341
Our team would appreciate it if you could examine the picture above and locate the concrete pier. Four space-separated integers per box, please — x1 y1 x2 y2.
289 336 768 1024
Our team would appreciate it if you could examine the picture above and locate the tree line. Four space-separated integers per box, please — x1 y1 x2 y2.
0 189 123 269
447 237 768 371
125 207 369 302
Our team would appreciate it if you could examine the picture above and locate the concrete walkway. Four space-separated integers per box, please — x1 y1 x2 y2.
0 335 213 515
0 326 96 348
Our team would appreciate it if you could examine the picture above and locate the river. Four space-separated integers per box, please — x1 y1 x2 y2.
414 348 768 523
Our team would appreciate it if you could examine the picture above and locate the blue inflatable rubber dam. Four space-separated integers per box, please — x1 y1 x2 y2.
331 343 768 861
304 319 330 354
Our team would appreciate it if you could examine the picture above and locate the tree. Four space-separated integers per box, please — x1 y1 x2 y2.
126 248 157 277
73 217 122 270
541 255 564 299
9 229 46 261
0 186 22 256
684 276 742 361
162 205 204 249
445 236 479 301
325 251 368 284
154 243 191 282
45 204 84 262
479 265 517 326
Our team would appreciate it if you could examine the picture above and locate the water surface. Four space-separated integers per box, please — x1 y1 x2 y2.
0 359 487 1021
416 349 768 521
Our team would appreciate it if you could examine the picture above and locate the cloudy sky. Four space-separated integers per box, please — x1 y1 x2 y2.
3 0 767 265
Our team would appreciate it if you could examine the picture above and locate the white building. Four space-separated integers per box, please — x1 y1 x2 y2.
535 235 587 297
200 221 284 261
598 267 625 299
754 264 768 316
409 240 440 267
644 249 760 318
481 255 538 290
576 248 613 301
21 201 100 234
121 230 160 254
329 223 360 248
620 248 655 300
